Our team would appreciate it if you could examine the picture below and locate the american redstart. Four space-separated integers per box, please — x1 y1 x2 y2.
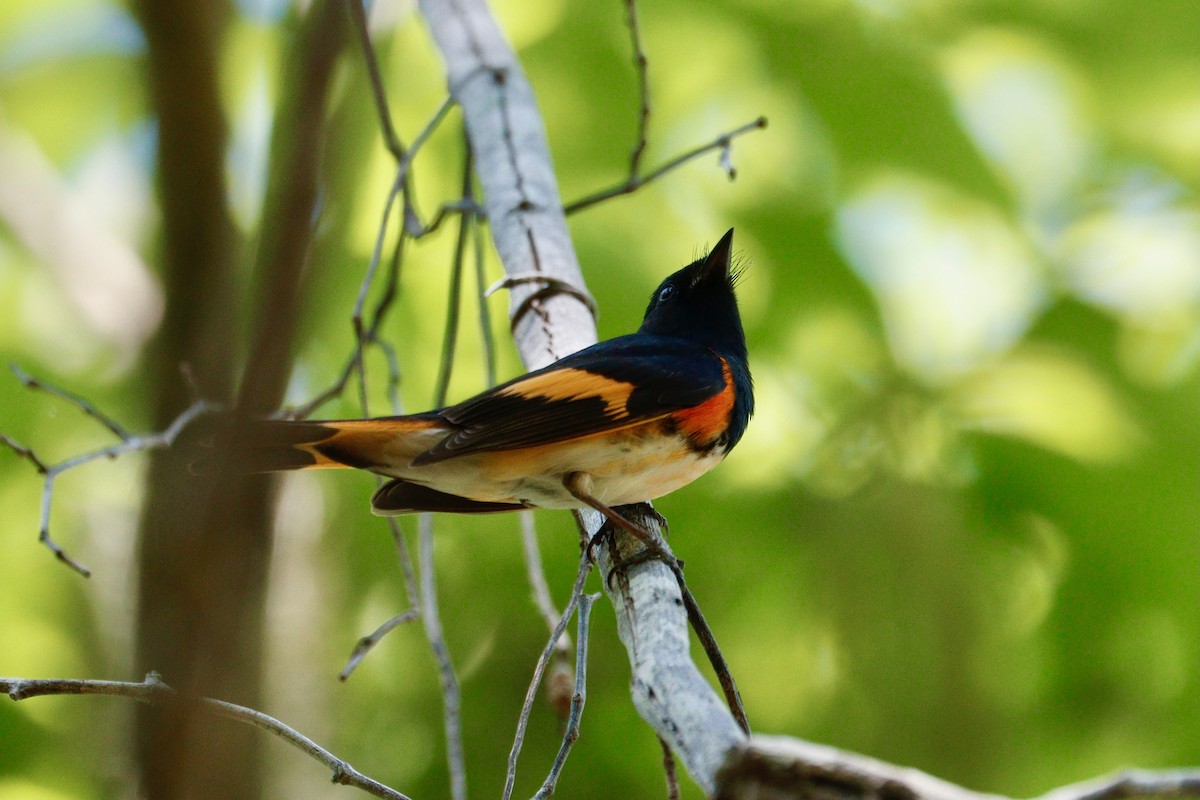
243 229 752 533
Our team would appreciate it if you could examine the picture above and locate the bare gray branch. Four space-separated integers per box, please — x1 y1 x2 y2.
1 674 412 800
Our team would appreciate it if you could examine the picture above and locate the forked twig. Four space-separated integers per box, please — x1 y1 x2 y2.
1 371 215 576
532 591 597 800
289 98 456 420
503 550 594 800
564 116 767 215
558 0 767 215
1 673 411 800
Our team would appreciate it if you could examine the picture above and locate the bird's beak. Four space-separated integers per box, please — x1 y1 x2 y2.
699 228 734 283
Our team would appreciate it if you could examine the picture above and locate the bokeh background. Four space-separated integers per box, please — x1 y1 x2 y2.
1 0 1197 798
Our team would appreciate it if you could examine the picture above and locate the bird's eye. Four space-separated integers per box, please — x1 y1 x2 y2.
657 284 676 303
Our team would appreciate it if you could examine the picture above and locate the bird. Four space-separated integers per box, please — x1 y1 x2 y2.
242 229 753 534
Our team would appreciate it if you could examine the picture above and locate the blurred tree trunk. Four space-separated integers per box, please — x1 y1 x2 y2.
132 1 347 797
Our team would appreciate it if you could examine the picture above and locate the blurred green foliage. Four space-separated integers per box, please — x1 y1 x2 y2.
1 0 1197 798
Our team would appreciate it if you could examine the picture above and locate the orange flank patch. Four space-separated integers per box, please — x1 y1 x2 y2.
672 359 734 447
498 368 634 419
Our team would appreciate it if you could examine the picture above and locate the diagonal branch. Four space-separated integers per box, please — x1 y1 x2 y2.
418 0 596 370
417 0 748 794
1 674 412 800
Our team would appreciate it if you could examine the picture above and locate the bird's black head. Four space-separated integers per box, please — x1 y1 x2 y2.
638 229 747 361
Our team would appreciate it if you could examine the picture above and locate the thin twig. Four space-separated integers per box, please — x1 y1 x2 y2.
0 434 48 473
293 224 404 419
471 206 497 388
502 550 594 800
602 505 750 735
521 511 574 726
344 0 404 159
433 140 474 407
405 197 479 240
659 737 681 800
624 0 651 177
520 511 570 653
419 514 467 800
290 99 455 420
373 336 405 417
563 116 767 215
386 516 420 607
341 515 423 681
339 609 420 681
2 397 215 576
10 364 132 440
532 591 596 800
676 575 749 735
289 182 405 419
1 673 412 800
401 102 462 239
351 175 406 417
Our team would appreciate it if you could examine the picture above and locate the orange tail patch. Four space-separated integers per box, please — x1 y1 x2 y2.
245 416 444 473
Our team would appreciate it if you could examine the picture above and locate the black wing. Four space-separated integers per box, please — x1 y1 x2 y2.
412 335 725 464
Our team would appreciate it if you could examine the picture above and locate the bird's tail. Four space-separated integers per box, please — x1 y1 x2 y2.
193 414 445 475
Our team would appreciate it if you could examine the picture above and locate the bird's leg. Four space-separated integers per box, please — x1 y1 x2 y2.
561 474 748 734
563 473 679 580
562 473 750 733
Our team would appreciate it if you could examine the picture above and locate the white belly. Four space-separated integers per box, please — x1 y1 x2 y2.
391 429 727 509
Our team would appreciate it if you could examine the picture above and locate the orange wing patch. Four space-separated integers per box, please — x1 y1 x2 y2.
672 359 734 447
498 368 635 419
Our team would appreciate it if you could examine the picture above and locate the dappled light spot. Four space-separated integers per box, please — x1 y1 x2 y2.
835 172 1045 385
726 310 883 492
1055 187 1200 386
970 515 1069 711
951 347 1140 464
1056 198 1200 320
1109 63 1200 182
0 781 77 800
983 514 1069 640
940 28 1094 216
1116 313 1200 388
730 612 844 731
492 0 567 49
1102 608 1190 707
0 125 162 366
725 364 825 490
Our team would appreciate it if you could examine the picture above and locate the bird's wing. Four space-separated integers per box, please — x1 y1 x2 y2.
412 335 727 465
